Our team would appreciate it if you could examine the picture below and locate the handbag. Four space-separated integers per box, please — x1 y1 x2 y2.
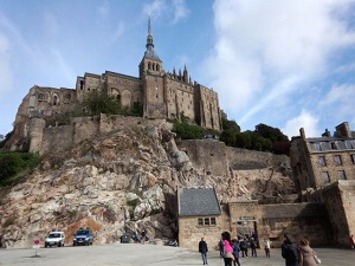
313 255 321 264
224 252 235 260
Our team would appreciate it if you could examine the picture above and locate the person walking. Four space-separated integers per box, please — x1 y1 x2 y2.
198 237 208 265
281 234 299 266
221 231 234 266
232 239 241 266
239 238 247 258
263 238 271 258
298 238 318 266
250 237 257 257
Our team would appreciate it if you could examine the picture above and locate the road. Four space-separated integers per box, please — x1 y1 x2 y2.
0 243 354 266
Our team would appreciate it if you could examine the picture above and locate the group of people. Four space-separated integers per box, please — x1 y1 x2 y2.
198 232 272 266
198 232 322 266
281 233 320 266
132 230 148 244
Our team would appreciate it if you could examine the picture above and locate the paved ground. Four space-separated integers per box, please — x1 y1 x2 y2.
0 243 355 266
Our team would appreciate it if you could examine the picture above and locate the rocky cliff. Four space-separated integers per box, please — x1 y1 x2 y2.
0 121 295 248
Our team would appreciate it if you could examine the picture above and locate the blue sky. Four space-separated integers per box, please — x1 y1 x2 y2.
1 0 355 139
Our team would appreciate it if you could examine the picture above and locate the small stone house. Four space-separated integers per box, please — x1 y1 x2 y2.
177 187 222 251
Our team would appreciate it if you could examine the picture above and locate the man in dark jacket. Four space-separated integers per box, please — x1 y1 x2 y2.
281 234 299 266
198 237 208 265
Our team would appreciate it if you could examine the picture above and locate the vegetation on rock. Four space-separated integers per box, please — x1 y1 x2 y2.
0 152 39 186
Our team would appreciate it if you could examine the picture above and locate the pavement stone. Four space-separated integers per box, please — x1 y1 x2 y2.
0 244 354 266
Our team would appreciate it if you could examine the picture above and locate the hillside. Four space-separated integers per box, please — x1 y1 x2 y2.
0 121 296 248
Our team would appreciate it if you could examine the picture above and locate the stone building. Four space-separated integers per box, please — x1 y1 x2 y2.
6 19 220 151
288 121 355 246
290 122 355 193
177 188 222 250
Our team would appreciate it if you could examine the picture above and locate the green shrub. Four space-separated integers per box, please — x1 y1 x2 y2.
0 152 39 186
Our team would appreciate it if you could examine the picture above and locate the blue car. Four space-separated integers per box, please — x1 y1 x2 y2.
73 228 93 246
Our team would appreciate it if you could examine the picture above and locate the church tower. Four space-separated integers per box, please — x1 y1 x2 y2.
139 18 167 119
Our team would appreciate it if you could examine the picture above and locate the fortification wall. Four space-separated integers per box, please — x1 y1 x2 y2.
320 180 355 246
177 140 228 176
41 125 74 154
228 201 332 247
34 114 171 155
226 147 290 170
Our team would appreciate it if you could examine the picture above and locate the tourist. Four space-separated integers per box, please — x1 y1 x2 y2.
281 234 299 266
298 238 318 266
221 231 234 266
232 239 241 266
239 238 247 257
141 230 147 244
198 237 208 265
263 238 271 257
250 237 257 257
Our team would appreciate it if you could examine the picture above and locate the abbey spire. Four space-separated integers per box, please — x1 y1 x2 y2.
143 17 161 62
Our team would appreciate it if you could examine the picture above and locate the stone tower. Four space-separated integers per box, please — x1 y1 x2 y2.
139 18 166 119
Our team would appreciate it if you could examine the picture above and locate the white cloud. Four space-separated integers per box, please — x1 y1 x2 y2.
318 84 355 117
206 0 355 131
172 0 189 23
143 0 167 18
111 22 125 43
283 110 319 138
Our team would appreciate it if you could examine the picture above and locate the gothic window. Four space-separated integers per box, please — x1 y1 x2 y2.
334 155 342 166
156 64 160 71
148 62 151 70
64 94 71 104
52 95 59 105
338 170 346 180
322 171 330 183
318 156 326 166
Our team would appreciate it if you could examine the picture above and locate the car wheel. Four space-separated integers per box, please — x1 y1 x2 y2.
58 242 61 247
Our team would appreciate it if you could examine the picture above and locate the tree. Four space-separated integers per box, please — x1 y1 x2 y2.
82 90 121 116
254 123 289 142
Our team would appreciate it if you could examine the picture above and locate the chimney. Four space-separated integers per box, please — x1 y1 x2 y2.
335 122 351 138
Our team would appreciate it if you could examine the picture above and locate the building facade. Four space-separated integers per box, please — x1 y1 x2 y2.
290 122 355 193
6 19 220 152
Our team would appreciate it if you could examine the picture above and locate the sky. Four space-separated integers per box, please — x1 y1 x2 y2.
1 0 355 139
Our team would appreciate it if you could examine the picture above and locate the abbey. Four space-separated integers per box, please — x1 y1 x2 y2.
13 19 220 144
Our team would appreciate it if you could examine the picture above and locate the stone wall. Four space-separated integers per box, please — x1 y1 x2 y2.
177 140 228 176
320 181 355 246
228 201 332 247
178 215 223 251
33 114 170 155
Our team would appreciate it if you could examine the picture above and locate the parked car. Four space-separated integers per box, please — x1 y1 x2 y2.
44 231 65 247
73 228 93 246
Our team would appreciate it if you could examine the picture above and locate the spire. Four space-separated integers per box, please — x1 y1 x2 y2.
142 17 161 62
146 16 154 48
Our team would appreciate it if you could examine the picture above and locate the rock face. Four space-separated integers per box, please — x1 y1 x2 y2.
0 121 294 248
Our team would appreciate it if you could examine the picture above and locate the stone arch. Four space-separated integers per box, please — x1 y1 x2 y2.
52 94 59 105
132 91 142 104
121 90 131 108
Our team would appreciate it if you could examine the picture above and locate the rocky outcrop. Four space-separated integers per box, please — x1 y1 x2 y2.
0 121 295 248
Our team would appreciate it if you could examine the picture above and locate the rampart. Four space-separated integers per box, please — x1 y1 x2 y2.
228 201 332 247
29 114 168 155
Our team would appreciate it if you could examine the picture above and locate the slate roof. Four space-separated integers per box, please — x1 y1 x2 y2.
178 187 221 217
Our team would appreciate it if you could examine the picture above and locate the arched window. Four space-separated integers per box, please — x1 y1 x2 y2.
53 95 59 105
156 64 160 71
148 62 151 70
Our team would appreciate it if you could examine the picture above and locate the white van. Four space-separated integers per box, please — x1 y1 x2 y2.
44 231 65 247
